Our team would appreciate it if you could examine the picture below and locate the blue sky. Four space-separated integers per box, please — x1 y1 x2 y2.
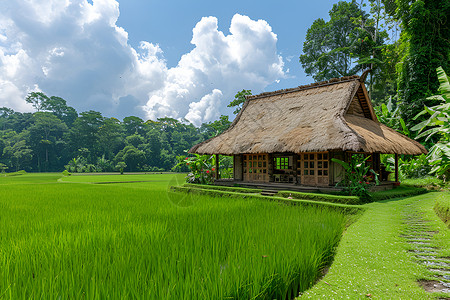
116 0 342 89
0 0 342 124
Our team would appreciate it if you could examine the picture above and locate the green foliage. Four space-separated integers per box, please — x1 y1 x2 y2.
61 170 71 176
374 96 409 136
200 115 232 139
115 161 127 174
396 0 450 125
332 154 379 202
401 177 445 189
0 162 8 173
1 170 27 176
25 92 49 112
0 91 224 172
227 89 252 115
381 154 431 179
300 0 387 82
179 153 216 184
413 67 450 178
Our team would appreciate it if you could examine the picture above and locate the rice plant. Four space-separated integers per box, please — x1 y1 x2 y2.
0 174 346 299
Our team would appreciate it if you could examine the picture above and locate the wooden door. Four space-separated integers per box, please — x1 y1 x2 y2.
243 154 268 182
299 152 329 186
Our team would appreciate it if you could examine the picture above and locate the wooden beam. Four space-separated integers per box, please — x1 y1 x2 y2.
215 154 220 180
394 153 399 183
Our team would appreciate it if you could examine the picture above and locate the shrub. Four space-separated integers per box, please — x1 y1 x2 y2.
62 170 71 176
332 154 379 202
176 154 216 184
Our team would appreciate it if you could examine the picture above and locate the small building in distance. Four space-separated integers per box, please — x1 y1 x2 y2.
189 75 427 188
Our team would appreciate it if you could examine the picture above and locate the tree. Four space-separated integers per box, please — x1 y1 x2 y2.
115 162 127 174
394 0 450 125
25 92 49 112
123 116 144 135
3 140 32 171
227 90 252 115
115 145 146 172
44 96 78 125
68 110 104 161
147 129 162 167
28 112 68 171
98 117 124 160
300 1 372 81
0 163 8 173
200 115 232 139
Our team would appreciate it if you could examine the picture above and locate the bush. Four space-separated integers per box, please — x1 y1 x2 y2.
332 154 379 202
62 170 71 176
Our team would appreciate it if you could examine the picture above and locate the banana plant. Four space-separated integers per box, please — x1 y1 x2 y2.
413 67 450 178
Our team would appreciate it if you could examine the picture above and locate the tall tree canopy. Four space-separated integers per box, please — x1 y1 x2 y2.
300 1 375 81
393 0 450 124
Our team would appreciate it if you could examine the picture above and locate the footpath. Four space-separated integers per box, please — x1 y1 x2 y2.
301 192 450 299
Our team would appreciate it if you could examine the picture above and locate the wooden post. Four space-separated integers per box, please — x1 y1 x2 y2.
215 154 220 180
394 153 399 183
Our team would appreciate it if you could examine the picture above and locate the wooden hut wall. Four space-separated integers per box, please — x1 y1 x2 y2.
329 151 345 185
233 155 243 181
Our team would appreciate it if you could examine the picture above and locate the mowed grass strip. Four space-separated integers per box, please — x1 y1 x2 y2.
301 192 450 299
0 174 347 299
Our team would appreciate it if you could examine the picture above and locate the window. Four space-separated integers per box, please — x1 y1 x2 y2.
298 152 329 186
244 154 268 182
274 157 289 169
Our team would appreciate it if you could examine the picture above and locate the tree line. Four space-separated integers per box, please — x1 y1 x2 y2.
0 92 232 173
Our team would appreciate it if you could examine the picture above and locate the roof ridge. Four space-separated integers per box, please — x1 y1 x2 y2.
246 75 360 100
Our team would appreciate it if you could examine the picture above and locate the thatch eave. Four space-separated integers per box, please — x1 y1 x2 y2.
189 76 428 156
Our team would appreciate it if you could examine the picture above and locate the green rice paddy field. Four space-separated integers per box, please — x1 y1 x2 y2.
0 173 347 299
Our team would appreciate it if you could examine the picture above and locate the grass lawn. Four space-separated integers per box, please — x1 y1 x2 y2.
0 173 347 299
301 192 450 299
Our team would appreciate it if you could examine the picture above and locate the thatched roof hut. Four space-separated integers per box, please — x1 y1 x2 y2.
189 75 427 187
190 76 425 155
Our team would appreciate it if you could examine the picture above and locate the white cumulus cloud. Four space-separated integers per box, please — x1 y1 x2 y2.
0 0 284 125
144 14 284 125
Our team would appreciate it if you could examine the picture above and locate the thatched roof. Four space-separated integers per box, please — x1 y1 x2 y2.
190 76 427 155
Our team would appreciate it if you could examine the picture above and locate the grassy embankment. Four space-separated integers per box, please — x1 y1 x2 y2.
0 173 347 299
300 191 450 299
